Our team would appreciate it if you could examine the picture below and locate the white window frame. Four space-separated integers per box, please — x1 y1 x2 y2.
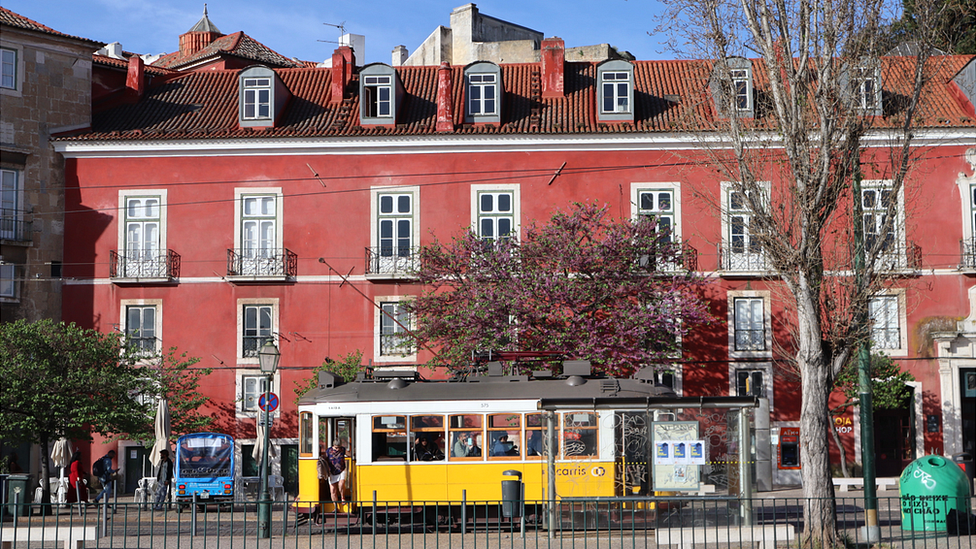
1 168 24 240
861 180 906 268
118 190 167 277
727 290 772 359
234 188 283 274
467 73 497 116
730 68 753 112
730 362 774 410
0 44 23 96
236 372 281 418
236 297 279 364
602 71 631 114
721 181 770 272
0 263 17 300
632 183 681 243
363 75 393 118
374 297 416 363
242 76 272 120
471 184 520 243
868 289 908 356
370 186 420 273
853 66 882 113
120 299 163 358
956 150 976 268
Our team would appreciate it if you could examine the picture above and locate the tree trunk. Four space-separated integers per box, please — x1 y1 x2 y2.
795 285 838 547
39 438 52 508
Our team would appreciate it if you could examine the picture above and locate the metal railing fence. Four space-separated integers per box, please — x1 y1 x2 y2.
2 494 973 548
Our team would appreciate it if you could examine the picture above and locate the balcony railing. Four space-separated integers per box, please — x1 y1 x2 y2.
734 328 766 352
718 244 768 273
110 249 180 280
365 246 418 277
0 209 32 242
380 332 413 356
638 243 699 273
866 241 922 272
961 237 976 270
227 248 297 278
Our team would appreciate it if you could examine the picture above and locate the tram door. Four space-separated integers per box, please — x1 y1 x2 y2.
320 417 355 500
615 412 650 496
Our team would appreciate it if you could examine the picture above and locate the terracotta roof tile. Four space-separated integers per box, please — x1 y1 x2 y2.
0 6 103 46
93 54 179 76
70 55 976 142
151 31 301 70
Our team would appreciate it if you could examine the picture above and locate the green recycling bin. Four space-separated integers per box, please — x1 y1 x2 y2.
5 474 33 517
900 455 973 532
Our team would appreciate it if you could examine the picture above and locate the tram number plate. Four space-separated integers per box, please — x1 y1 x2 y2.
199 492 210 500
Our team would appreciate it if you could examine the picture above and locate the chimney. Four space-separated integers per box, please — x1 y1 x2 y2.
392 45 408 67
541 37 565 99
330 46 354 104
178 5 223 58
436 62 455 132
124 55 145 102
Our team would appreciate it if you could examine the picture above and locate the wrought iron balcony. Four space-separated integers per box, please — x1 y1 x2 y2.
961 238 976 270
0 209 32 243
866 241 922 272
638 243 699 273
718 244 769 274
226 248 297 279
110 249 180 280
734 328 766 352
365 246 418 278
380 332 413 356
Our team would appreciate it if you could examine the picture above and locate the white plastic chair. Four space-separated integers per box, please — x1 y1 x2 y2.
268 474 285 501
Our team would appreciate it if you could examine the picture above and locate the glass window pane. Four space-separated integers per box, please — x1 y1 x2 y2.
397 195 410 213
497 193 511 212
658 193 671 211
480 193 493 213
380 195 393 214
498 218 511 237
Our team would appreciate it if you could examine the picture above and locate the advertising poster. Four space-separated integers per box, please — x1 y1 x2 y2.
651 422 700 491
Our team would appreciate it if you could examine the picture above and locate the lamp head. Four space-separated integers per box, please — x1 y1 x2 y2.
258 340 280 375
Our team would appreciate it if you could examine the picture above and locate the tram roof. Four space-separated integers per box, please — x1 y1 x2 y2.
297 371 677 406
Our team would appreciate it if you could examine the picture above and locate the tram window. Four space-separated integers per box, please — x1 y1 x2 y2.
525 413 555 458
300 412 313 455
449 414 483 460
410 415 446 462
562 412 598 459
372 415 408 461
488 414 521 459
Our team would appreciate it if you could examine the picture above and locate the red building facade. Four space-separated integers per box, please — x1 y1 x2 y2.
55 31 976 492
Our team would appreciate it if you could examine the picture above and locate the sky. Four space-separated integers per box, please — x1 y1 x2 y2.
0 0 675 65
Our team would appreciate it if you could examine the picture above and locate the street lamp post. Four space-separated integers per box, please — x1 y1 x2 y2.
257 340 280 540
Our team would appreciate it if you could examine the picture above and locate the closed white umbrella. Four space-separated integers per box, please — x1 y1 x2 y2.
51 438 72 469
149 399 171 468
252 422 277 466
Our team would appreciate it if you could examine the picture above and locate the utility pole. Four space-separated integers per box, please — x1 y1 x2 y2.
853 167 880 543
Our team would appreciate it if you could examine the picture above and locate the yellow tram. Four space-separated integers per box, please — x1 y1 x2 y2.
295 361 676 518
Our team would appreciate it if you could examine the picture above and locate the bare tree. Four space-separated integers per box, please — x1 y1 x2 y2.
658 0 948 545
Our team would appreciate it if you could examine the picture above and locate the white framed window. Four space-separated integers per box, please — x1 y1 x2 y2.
633 184 681 244
602 71 631 113
237 372 281 416
853 66 881 113
464 62 501 123
468 73 497 115
120 299 162 357
869 291 908 356
243 77 271 119
735 369 766 397
1 168 24 240
727 290 772 358
233 188 283 276
369 186 419 275
721 181 769 272
472 184 519 243
236 298 279 363
375 297 416 362
0 263 16 299
1 46 19 93
363 75 392 118
731 68 752 112
117 191 167 277
861 181 901 252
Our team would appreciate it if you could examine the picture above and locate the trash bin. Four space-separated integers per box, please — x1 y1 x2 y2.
950 453 974 496
900 455 973 531
5 474 33 517
501 470 522 518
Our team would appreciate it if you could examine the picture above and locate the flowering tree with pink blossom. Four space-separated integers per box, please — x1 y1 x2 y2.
406 203 714 375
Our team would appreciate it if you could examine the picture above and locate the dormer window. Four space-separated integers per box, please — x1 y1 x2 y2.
464 62 502 124
596 60 634 122
238 65 289 128
243 77 271 119
710 58 754 118
359 64 403 126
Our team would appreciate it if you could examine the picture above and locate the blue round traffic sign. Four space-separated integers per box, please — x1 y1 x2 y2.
258 392 279 412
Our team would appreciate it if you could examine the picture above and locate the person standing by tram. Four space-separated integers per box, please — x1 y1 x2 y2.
318 439 347 502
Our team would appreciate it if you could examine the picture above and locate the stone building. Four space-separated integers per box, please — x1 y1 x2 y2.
0 7 102 322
